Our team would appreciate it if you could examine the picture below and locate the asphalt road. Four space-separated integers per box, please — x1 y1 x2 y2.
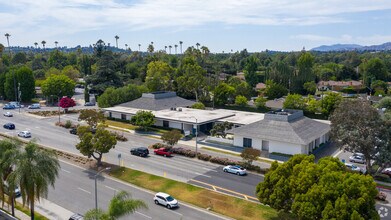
48 161 227 220
0 107 262 202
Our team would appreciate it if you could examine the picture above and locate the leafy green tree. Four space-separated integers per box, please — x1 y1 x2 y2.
243 56 259 87
330 99 388 173
161 130 182 147
48 50 68 69
306 97 322 114
378 96 391 109
41 74 75 100
145 61 173 92
214 83 235 105
84 87 90 102
235 95 248 107
240 148 260 167
131 111 155 130
303 81 317 95
97 84 145 108
210 121 233 138
321 92 342 115
11 52 27 65
361 58 389 87
283 94 306 110
76 126 117 166
256 155 379 220
254 96 267 109
264 80 288 100
4 66 35 101
78 109 106 128
191 102 205 109
293 52 315 93
84 191 147 220
9 142 60 220
45 67 61 78
176 63 206 101
61 65 80 81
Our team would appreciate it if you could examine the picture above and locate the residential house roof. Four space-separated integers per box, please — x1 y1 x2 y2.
118 91 195 111
255 83 266 90
317 80 363 87
229 110 330 145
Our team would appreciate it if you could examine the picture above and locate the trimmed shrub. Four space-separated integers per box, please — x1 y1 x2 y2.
148 143 168 149
197 153 212 161
172 147 196 158
65 120 73 129
110 131 128 142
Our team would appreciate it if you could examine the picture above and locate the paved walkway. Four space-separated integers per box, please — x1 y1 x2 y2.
14 197 74 220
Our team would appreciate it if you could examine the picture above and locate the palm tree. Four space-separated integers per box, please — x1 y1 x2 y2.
196 43 200 50
138 44 141 51
9 142 60 220
151 41 153 45
125 44 128 50
54 41 58 48
164 46 167 53
41 41 46 51
0 138 21 217
4 33 11 55
34 42 38 49
168 45 172 54
84 191 147 220
115 35 119 48
174 45 178 54
179 41 183 54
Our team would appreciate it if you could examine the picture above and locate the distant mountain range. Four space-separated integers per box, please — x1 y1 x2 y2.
311 42 391 52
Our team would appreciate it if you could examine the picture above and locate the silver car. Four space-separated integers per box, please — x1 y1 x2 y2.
223 165 247 175
18 131 31 138
345 163 362 173
3 112 13 117
349 155 365 164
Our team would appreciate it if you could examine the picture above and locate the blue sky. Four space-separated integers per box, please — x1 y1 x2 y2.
1 0 391 52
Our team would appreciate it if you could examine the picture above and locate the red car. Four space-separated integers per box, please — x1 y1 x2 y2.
154 148 172 157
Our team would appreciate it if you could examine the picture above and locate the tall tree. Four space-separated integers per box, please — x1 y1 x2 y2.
145 61 173 91
41 41 46 51
4 33 11 55
176 63 206 101
330 99 388 173
41 74 75 100
179 41 183 54
244 56 259 87
84 191 147 220
54 41 58 48
114 35 119 48
174 44 178 54
34 42 38 49
9 142 60 220
130 111 155 130
4 66 35 102
293 52 315 93
361 58 389 87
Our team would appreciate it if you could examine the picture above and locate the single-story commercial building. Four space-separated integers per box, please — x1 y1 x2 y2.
229 109 330 155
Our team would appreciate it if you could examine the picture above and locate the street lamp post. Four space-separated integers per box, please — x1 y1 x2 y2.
94 167 111 214
190 117 198 156
58 90 62 123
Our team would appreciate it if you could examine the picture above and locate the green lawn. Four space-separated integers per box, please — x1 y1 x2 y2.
110 166 293 220
202 146 273 164
104 120 138 130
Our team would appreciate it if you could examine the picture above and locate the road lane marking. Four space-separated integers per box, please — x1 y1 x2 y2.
202 167 218 172
104 185 118 191
61 169 71 173
135 211 152 219
165 209 183 216
189 179 258 201
77 187 91 194
194 172 211 178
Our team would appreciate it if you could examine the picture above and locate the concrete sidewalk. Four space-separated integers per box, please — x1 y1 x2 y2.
16 198 74 220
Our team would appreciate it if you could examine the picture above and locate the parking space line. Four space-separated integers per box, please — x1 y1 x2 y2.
165 209 183 216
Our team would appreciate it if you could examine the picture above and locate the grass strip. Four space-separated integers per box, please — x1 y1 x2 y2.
15 203 48 220
104 120 138 130
202 147 273 164
110 166 293 220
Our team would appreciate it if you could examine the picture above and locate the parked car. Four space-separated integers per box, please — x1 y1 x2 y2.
3 112 13 117
130 147 149 157
69 213 84 220
3 123 15 130
381 167 391 177
154 192 179 209
376 191 387 201
4 183 21 197
345 163 362 173
353 152 364 157
84 102 95 106
8 102 23 108
3 104 15 110
28 103 41 109
18 131 31 138
223 165 247 175
154 148 172 157
70 128 78 135
349 155 366 164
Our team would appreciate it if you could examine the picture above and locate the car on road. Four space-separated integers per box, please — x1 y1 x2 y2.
382 168 391 177
4 184 21 197
154 192 179 209
130 147 149 157
345 163 362 173
223 165 247 175
3 123 15 130
69 213 84 220
69 128 78 135
28 103 41 109
8 102 23 108
3 104 15 110
154 148 172 157
3 112 13 117
18 131 31 138
84 102 95 106
349 155 366 164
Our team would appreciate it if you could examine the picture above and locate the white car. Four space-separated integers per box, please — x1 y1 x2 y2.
154 192 179 209
345 163 362 173
18 131 31 138
3 112 13 117
223 165 247 175
349 155 365 164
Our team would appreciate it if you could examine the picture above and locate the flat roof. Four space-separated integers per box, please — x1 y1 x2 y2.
214 109 265 125
104 106 235 124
